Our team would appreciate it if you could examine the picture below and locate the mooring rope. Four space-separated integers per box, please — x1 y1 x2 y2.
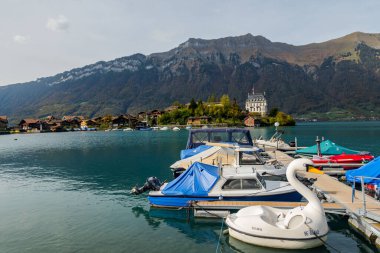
215 217 225 253
304 222 341 253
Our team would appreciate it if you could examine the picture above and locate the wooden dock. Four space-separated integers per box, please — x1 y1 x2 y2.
300 171 380 247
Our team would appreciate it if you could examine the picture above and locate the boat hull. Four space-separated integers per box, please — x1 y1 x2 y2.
228 226 326 249
148 191 302 208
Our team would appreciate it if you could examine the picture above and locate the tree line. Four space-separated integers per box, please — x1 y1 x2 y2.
158 94 295 126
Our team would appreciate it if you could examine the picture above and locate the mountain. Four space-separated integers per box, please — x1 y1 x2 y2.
1 31 380 121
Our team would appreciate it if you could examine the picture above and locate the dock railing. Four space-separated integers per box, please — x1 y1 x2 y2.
352 176 380 219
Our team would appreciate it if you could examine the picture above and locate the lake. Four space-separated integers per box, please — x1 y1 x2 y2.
0 121 379 252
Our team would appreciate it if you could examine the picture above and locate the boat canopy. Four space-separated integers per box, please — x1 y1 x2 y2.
296 140 359 155
346 157 380 185
162 162 219 196
180 145 212 159
186 128 253 149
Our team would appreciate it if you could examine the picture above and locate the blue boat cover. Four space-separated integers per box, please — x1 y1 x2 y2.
346 157 380 185
180 145 212 159
296 140 359 155
162 162 219 196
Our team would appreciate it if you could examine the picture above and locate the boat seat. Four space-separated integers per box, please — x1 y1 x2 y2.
281 207 306 229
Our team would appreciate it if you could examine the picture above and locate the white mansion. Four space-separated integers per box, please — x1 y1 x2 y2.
245 88 268 116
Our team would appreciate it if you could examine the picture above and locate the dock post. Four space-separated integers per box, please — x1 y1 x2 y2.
361 176 367 216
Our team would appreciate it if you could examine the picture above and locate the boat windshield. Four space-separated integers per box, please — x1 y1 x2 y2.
239 152 265 165
186 128 253 149
256 173 266 189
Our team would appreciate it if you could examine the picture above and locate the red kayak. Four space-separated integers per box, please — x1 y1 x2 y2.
312 153 374 169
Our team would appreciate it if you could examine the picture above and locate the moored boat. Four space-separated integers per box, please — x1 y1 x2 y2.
147 162 301 208
226 158 329 249
312 153 374 169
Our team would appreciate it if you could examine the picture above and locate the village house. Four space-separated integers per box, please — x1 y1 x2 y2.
147 110 162 126
187 116 211 125
62 116 85 121
61 118 81 130
19 119 49 132
244 116 255 127
0 116 8 131
245 87 268 116
111 114 138 128
43 116 65 132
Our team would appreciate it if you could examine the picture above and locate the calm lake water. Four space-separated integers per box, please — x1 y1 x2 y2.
0 121 379 253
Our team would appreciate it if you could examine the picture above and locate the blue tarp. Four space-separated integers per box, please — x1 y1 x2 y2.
346 157 380 185
296 139 359 155
180 145 212 159
162 162 219 196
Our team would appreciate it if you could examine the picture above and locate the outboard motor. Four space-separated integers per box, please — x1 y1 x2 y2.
131 176 162 195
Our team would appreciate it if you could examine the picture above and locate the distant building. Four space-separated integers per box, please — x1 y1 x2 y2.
245 87 267 116
244 116 255 127
62 116 85 121
19 118 48 132
187 116 211 125
0 116 8 130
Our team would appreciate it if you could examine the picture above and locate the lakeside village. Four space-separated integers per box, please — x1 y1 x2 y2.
0 89 295 134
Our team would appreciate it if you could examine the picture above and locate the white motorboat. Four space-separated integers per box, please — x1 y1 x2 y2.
226 158 329 249
145 161 301 208
123 128 133 131
170 145 286 178
160 126 168 131
255 130 291 149
152 127 160 131
172 127 180 131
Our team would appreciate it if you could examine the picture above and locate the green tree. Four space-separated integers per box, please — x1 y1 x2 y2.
220 94 231 108
172 101 181 107
207 94 216 103
188 98 197 115
269 108 279 117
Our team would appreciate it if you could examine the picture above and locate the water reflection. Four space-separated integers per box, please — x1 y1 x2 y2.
132 206 221 244
0 131 187 195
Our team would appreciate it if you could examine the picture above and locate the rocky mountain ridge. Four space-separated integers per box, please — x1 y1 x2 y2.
1 32 380 121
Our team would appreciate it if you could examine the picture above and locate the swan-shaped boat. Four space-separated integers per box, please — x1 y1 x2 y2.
225 158 329 249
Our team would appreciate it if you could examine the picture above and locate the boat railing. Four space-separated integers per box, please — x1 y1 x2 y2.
352 176 380 221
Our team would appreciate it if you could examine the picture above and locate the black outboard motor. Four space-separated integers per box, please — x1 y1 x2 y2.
131 176 162 195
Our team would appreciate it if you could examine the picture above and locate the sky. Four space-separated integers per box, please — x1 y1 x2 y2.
0 0 379 86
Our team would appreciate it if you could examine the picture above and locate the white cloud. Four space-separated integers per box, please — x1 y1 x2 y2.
13 35 28 44
46 15 69 31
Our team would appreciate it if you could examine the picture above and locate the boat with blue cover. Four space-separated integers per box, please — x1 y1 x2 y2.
148 162 301 208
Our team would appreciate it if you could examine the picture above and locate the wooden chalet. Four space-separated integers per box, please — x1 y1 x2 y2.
19 118 49 132
62 116 85 121
61 117 81 129
187 116 211 125
112 114 138 128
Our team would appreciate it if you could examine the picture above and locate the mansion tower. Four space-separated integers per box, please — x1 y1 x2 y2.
245 87 267 116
